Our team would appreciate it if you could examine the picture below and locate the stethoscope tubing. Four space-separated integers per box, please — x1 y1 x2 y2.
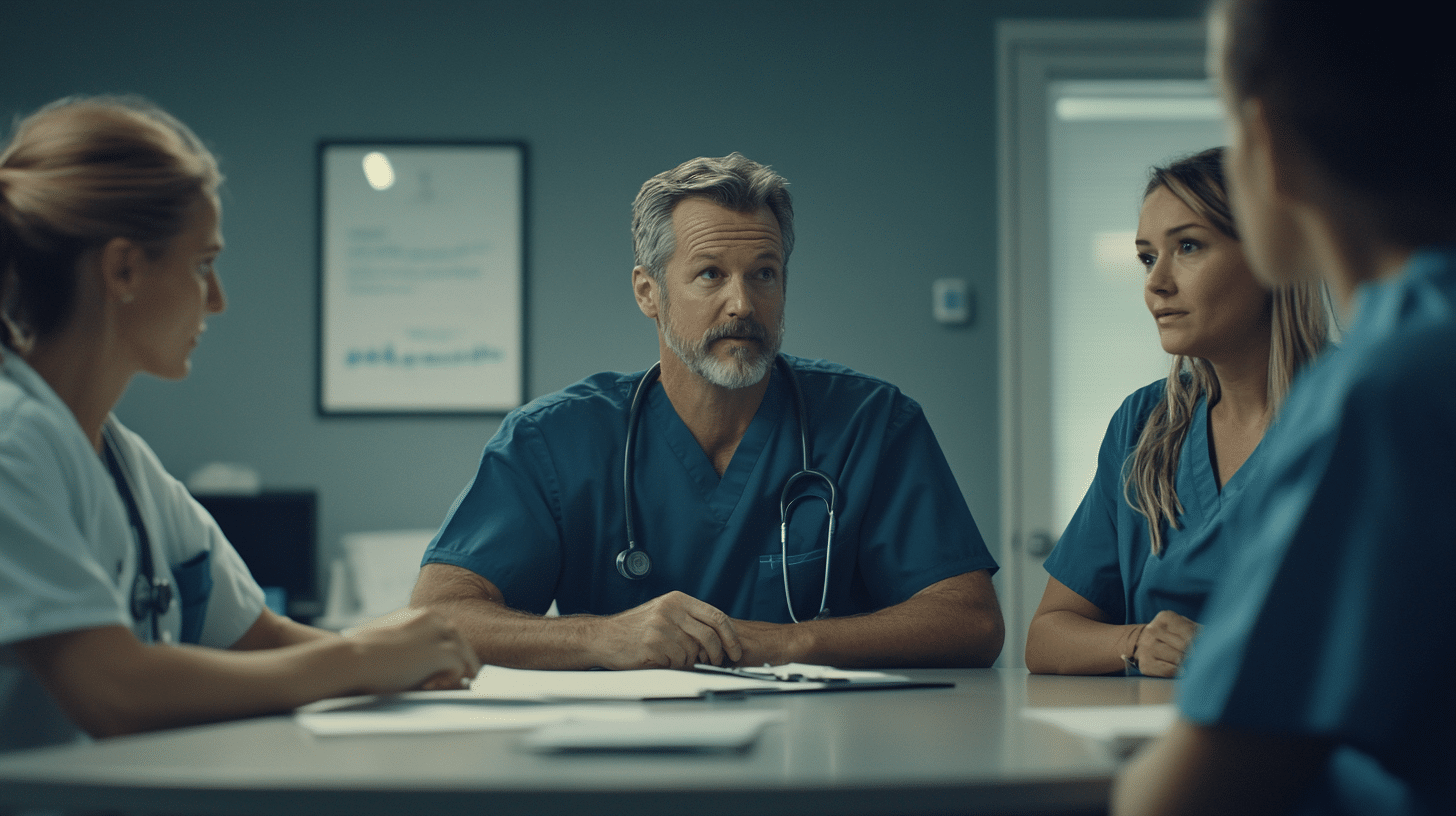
618 354 837 622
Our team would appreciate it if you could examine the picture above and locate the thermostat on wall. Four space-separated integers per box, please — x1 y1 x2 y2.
933 278 973 325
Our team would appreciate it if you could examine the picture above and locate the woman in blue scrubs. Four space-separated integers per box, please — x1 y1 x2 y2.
0 96 478 751
1025 148 1328 676
1114 1 1456 813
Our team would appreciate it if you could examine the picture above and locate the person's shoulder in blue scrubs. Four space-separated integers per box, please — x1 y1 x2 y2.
1026 148 1329 677
1113 3 1456 815
414 154 1004 672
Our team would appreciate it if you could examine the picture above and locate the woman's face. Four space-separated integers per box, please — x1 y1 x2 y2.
119 196 226 380
1137 185 1270 363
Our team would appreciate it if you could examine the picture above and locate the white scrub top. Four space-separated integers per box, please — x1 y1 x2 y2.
1 351 265 752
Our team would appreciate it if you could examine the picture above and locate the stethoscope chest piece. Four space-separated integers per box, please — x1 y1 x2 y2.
616 547 652 580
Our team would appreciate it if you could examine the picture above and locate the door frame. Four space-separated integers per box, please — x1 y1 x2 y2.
996 19 1208 668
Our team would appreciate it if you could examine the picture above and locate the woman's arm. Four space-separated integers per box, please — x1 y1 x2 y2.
228 607 335 650
1025 576 1138 674
12 607 479 738
1026 577 1199 676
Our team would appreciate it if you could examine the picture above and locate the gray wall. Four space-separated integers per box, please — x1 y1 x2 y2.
1 0 1198 600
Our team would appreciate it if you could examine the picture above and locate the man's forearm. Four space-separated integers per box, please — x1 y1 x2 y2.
737 570 1004 668
426 595 605 670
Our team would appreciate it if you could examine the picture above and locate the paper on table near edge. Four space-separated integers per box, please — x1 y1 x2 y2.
1021 704 1177 757
296 699 648 737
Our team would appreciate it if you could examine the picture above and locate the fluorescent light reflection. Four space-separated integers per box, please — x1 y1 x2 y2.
1052 79 1219 122
1056 97 1221 121
362 151 396 190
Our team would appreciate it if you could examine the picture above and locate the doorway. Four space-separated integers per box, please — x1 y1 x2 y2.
996 20 1219 668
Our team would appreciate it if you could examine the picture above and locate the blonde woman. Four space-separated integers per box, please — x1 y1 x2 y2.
0 96 478 751
1025 147 1327 677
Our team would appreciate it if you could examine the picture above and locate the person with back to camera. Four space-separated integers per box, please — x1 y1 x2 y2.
1113 1 1455 814
1024 148 1328 677
410 152 1004 671
0 96 479 752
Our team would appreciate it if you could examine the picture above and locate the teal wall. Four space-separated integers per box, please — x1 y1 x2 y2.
1 0 1199 593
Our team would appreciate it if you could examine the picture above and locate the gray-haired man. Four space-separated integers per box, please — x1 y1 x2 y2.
412 153 1003 671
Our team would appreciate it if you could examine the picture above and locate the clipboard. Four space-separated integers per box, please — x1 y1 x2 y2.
461 664 953 702
689 663 954 697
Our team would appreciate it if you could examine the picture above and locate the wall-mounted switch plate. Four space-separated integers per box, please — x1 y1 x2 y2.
933 278 972 325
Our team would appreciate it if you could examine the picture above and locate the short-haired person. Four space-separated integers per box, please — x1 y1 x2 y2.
411 153 1004 670
0 96 479 751
1114 1 1456 814
1025 148 1327 677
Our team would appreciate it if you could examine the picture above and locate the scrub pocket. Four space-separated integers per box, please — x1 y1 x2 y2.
755 549 829 623
171 551 214 644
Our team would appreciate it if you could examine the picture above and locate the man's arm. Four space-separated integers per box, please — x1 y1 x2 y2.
730 569 1004 668
1112 718 1333 816
410 563 746 670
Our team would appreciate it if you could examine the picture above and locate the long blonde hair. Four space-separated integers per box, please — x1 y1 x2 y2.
1125 148 1328 555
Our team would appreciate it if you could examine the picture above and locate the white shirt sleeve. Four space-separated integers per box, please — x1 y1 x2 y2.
0 400 132 646
107 419 266 649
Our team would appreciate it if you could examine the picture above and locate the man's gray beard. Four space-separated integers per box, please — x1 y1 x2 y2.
661 308 782 390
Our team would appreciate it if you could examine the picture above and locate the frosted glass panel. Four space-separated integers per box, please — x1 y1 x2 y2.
1047 80 1225 533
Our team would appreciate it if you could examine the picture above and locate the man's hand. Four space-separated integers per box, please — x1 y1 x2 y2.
589 591 744 670
1128 610 1201 677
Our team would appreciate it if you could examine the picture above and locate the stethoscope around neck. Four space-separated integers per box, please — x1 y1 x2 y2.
101 425 174 643
618 354 837 623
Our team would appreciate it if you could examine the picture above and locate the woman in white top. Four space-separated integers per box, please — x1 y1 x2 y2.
0 95 479 751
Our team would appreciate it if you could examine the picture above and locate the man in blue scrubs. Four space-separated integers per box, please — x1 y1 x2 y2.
411 153 1002 671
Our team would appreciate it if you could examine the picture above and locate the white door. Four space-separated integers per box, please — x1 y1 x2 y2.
997 21 1221 668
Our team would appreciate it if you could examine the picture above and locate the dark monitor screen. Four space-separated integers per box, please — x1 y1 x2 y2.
192 491 318 620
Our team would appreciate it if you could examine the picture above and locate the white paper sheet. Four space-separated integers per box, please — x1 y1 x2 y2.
465 665 805 700
466 663 912 701
296 695 647 736
1022 703 1177 757
522 710 784 753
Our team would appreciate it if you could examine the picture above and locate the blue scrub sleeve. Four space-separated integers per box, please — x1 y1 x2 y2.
1043 388 1153 622
1179 347 1456 789
422 411 565 615
856 400 997 608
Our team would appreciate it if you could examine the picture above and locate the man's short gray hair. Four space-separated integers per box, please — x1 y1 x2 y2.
631 153 794 286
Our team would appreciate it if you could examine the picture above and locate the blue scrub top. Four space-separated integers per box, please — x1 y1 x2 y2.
423 355 997 623
1043 379 1264 628
1179 247 1456 816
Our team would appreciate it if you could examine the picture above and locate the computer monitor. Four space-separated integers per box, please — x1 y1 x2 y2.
192 491 319 622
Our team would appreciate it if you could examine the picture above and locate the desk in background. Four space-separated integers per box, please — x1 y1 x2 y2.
0 668 1173 816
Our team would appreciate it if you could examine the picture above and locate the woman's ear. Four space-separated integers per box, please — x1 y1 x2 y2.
97 237 142 306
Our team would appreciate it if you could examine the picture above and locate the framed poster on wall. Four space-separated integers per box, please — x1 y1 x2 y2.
318 141 525 415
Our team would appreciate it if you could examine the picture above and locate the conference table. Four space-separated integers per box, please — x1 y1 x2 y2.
0 668 1173 816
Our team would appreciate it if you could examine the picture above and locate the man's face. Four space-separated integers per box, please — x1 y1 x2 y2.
655 198 785 389
1210 3 1311 289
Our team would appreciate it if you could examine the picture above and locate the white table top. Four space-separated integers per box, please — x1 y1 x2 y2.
0 668 1175 816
